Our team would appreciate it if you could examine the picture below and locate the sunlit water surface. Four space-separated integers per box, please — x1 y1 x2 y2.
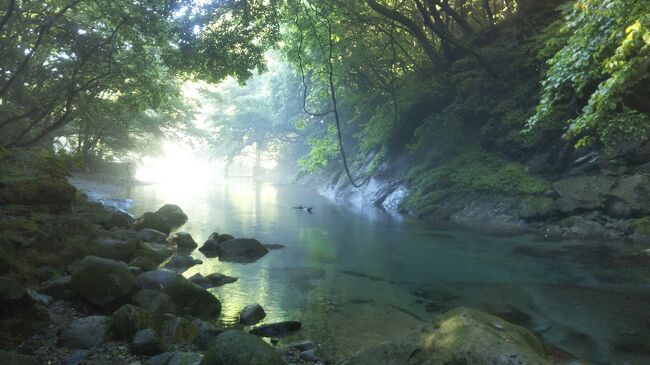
107 179 649 364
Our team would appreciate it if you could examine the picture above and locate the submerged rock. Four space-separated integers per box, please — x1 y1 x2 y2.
61 315 110 349
189 273 212 289
201 330 286 365
249 321 301 338
217 238 269 263
70 256 138 310
206 272 238 287
239 304 266 326
163 255 202 274
338 307 552 365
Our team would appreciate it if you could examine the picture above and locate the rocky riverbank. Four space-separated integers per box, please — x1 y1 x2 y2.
309 144 650 244
1 150 591 364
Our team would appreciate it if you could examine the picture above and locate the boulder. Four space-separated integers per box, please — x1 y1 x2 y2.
189 273 212 289
338 307 552 365
206 273 238 287
101 211 133 230
89 237 138 262
217 238 269 263
132 328 165 356
198 239 219 254
111 304 198 345
168 232 198 248
201 330 286 365
70 256 138 310
609 174 650 216
138 228 168 243
129 256 159 271
135 212 172 235
137 269 221 320
163 255 202 274
217 233 234 243
553 176 614 213
155 204 188 228
132 289 177 314
0 350 39 365
239 304 266 326
135 242 174 266
61 315 110 349
145 351 203 365
249 321 301 338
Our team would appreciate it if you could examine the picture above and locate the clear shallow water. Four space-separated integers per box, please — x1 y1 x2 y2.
105 179 649 364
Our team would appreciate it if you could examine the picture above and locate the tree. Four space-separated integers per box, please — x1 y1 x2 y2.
526 0 650 149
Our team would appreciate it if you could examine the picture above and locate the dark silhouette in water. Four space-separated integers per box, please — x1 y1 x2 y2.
293 206 313 213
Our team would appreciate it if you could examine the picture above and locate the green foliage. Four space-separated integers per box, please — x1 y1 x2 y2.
407 148 551 197
299 128 340 173
527 0 650 148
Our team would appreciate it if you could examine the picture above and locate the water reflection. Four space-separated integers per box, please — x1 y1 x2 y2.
116 180 650 364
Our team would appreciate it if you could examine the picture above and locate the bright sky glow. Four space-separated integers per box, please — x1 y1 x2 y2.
135 142 218 184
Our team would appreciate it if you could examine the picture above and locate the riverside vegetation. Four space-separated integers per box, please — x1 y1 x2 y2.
0 150 592 365
1 0 650 364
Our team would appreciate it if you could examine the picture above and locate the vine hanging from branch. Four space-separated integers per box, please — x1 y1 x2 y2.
292 0 366 189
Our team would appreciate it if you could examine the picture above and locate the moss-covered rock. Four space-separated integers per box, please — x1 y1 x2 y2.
201 330 286 365
70 256 138 310
0 176 76 212
338 307 551 365
111 304 198 345
137 269 221 320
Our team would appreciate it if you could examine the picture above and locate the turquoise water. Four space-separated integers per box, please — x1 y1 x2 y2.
112 179 649 364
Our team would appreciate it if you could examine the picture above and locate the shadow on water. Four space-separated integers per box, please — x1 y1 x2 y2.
107 179 650 364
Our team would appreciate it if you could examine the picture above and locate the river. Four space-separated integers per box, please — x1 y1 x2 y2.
74 177 650 365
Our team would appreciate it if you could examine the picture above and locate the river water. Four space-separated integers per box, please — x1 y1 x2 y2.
81 178 650 364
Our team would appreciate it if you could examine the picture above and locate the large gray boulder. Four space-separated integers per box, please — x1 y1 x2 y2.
217 238 269 263
167 232 198 248
609 173 650 216
70 256 138 309
338 307 552 365
553 176 614 213
137 269 221 320
135 212 172 235
61 315 110 349
89 237 138 262
132 289 177 314
111 304 198 345
155 204 188 228
201 330 286 365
